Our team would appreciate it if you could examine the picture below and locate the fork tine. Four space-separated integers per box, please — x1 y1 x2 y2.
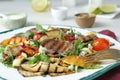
86 48 120 61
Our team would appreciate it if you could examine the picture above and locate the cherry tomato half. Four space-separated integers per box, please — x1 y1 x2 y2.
3 54 8 59
16 50 22 57
69 35 75 41
63 35 75 41
33 33 45 40
92 38 110 51
20 42 26 48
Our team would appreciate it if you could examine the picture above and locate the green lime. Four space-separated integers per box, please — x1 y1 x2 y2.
31 0 49 12
100 4 117 13
89 6 102 14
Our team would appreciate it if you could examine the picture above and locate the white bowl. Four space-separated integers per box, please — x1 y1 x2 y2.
0 13 27 29
51 6 68 21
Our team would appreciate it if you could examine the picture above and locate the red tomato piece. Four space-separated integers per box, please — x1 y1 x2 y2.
69 35 75 41
3 54 8 59
33 33 45 40
20 42 26 48
92 38 110 51
16 50 22 57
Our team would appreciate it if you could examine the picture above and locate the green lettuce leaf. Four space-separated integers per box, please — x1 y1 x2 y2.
26 53 50 64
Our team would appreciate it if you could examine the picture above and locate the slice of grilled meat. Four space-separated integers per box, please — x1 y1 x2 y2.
18 67 44 77
18 61 68 77
20 62 68 73
12 56 26 67
40 38 73 57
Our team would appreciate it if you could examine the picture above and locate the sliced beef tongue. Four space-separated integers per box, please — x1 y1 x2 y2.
40 38 73 57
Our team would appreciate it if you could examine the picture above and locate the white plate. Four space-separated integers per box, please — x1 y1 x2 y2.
0 25 120 80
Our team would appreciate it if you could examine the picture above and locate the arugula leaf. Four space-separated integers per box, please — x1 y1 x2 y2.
30 39 40 47
60 49 71 57
0 45 6 54
26 54 39 64
26 53 50 64
73 40 93 55
15 31 34 39
2 59 13 67
78 42 88 49
73 40 81 55
24 31 34 38
36 24 47 32
40 53 50 62
2 54 15 68
58 30 63 40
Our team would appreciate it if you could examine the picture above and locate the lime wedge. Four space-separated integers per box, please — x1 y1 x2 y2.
100 4 117 13
89 5 102 14
31 0 49 12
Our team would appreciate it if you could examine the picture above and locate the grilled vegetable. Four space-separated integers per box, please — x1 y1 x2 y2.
22 46 38 57
45 30 60 38
1 36 27 45
61 56 100 68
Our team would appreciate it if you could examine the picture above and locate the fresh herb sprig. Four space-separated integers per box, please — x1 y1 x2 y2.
36 24 47 32
73 40 92 55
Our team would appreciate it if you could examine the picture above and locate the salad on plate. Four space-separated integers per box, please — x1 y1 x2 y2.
0 24 115 77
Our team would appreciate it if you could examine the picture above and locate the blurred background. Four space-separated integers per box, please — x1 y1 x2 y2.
0 0 120 6
0 0 120 40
